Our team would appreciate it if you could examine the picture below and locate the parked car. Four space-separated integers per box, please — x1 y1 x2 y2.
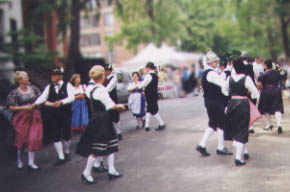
115 69 131 103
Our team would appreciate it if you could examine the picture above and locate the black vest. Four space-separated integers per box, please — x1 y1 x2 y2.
229 76 248 97
224 70 231 79
145 73 159 100
104 75 118 103
202 69 224 101
48 81 72 113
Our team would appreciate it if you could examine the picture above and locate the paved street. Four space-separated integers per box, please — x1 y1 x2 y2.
1 95 290 192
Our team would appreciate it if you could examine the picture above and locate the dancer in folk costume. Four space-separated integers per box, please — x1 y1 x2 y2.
7 71 43 170
35 67 75 166
223 58 260 166
76 65 125 184
104 64 123 140
196 51 233 157
257 59 284 134
128 72 146 129
241 52 257 134
137 62 166 132
70 74 89 132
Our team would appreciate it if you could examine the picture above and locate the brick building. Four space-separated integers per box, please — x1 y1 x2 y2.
80 0 138 67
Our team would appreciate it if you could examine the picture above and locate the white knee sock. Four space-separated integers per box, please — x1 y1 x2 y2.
113 121 121 134
199 127 214 148
249 125 254 131
93 156 103 168
217 128 225 150
235 142 244 161
107 153 118 174
54 141 64 160
264 113 272 127
28 151 38 168
154 113 165 126
275 112 282 127
63 140 71 154
145 113 151 127
83 155 97 176
17 149 23 167
243 144 249 154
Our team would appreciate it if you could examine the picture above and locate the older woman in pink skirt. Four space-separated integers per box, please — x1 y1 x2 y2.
6 71 43 170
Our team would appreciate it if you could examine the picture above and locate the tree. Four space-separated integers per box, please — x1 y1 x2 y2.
107 0 183 51
275 0 290 59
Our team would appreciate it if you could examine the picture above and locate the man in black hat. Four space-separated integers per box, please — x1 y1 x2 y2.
137 62 165 131
35 67 75 166
104 64 122 140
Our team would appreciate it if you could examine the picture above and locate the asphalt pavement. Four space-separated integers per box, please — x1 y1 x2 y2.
1 95 290 192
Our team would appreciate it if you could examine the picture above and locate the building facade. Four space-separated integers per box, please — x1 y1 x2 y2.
80 0 137 67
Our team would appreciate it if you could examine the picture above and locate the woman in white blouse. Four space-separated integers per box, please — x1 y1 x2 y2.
70 74 89 131
128 72 146 129
76 65 125 184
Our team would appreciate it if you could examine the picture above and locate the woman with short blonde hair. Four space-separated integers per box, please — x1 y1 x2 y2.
7 71 43 170
76 65 125 184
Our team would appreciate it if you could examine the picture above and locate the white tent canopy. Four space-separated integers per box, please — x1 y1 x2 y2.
121 43 204 72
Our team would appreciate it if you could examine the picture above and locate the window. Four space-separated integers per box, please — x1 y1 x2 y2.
107 50 114 64
80 33 101 47
103 0 113 7
104 12 113 26
0 9 3 49
92 15 100 27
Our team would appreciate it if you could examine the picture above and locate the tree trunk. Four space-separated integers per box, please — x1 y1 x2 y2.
280 18 290 59
267 29 277 61
146 0 155 37
66 0 82 79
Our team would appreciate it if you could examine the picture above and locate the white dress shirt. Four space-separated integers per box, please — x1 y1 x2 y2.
85 84 115 111
206 66 226 88
34 80 75 105
105 74 118 93
253 62 265 80
222 71 260 99
138 71 155 89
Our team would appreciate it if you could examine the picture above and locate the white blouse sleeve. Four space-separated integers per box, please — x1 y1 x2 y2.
222 78 230 96
245 76 260 99
92 87 115 110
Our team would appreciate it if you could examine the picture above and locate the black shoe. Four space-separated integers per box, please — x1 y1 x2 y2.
244 153 250 160
65 153 71 162
196 145 210 157
28 165 41 171
235 159 246 166
108 173 123 180
81 174 95 184
156 124 166 131
216 148 233 156
117 134 123 141
278 126 283 134
136 125 140 130
53 159 66 167
141 119 145 128
145 127 150 132
93 164 108 173
249 129 255 134
263 125 273 131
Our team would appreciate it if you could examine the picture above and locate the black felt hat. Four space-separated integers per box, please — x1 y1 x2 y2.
145 62 156 69
51 67 64 75
104 64 113 71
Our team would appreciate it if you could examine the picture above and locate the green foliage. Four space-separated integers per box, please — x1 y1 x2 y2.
1 29 56 70
109 0 289 59
106 0 183 51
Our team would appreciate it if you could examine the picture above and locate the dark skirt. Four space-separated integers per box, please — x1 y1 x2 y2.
76 111 118 157
204 98 225 130
224 99 250 144
258 86 284 114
